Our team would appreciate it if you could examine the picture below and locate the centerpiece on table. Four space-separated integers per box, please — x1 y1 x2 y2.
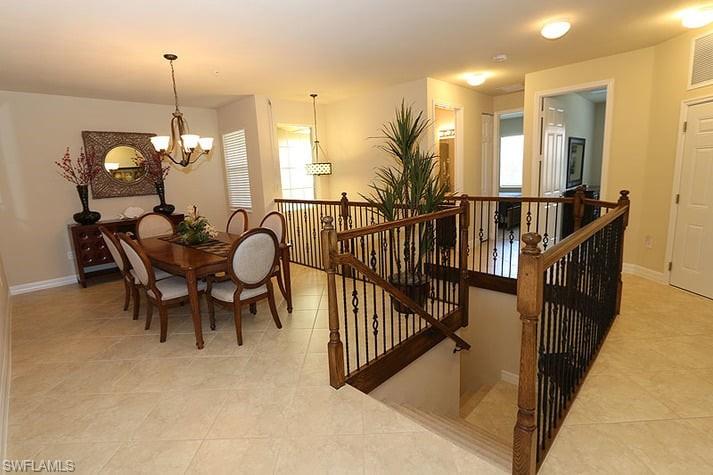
177 205 218 245
362 101 449 314
55 147 102 225
134 152 175 215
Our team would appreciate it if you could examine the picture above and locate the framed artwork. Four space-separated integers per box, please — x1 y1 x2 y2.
566 137 586 188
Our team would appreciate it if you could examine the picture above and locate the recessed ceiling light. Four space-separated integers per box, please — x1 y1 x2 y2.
492 54 508 63
681 7 713 29
465 73 487 86
541 20 571 40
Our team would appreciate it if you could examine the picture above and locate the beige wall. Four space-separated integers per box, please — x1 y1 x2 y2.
0 91 225 287
0 252 9 457
427 78 494 195
493 91 524 112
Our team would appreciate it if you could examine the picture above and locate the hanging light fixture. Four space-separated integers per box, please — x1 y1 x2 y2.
151 54 214 167
304 93 333 176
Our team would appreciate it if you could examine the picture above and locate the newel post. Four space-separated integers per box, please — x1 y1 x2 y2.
321 216 346 389
458 195 470 327
572 185 587 231
339 192 351 229
615 190 630 315
513 233 543 475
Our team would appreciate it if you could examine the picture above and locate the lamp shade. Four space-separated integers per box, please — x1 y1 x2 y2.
181 134 200 151
151 136 170 151
305 162 332 176
198 137 214 151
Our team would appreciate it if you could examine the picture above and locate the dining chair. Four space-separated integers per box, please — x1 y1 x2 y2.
259 210 292 313
206 228 282 345
226 208 249 235
118 233 206 342
136 212 175 239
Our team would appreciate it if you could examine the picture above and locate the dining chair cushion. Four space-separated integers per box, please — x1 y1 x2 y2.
232 232 277 285
120 239 150 286
137 213 174 239
131 268 171 283
210 280 267 303
101 230 126 272
227 209 248 235
260 213 284 242
147 276 206 301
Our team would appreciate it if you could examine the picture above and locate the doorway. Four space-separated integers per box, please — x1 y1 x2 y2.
434 104 464 193
669 99 713 299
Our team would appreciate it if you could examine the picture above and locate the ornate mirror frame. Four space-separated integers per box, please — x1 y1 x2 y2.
82 130 157 199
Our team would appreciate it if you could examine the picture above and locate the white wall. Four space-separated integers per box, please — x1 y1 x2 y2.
554 92 599 188
0 91 225 287
370 337 461 417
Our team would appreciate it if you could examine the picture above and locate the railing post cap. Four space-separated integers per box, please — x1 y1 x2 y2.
619 190 630 200
321 215 335 230
341 192 347 198
522 233 542 255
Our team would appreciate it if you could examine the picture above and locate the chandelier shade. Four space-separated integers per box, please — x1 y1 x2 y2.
152 54 213 167
305 162 332 176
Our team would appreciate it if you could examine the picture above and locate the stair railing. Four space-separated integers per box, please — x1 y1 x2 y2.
512 190 630 474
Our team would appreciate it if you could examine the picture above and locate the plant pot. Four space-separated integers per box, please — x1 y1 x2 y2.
153 181 175 215
389 272 430 315
72 184 101 225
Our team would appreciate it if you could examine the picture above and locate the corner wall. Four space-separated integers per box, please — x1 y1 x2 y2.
0 252 10 458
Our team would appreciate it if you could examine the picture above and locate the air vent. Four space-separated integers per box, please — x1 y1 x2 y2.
690 31 713 89
498 83 524 93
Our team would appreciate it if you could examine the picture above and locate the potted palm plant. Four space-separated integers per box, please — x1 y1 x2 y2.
363 101 449 314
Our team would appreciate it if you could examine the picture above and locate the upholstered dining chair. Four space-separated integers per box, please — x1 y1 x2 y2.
136 212 175 239
259 211 292 313
118 233 206 342
226 208 249 235
206 228 282 345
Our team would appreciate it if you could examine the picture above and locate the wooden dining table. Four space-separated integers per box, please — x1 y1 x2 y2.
140 231 293 349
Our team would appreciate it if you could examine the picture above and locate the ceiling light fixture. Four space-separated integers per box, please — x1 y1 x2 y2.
465 73 488 86
151 54 214 168
541 20 571 40
681 7 713 29
304 93 333 176
492 53 508 63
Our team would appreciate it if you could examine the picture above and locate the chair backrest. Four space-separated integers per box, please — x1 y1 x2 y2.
226 208 249 235
118 233 156 289
99 226 128 273
259 211 286 244
136 212 175 239
228 228 279 288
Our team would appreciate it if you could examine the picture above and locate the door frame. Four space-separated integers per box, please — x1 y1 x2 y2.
493 108 525 196
664 94 713 283
530 79 615 198
432 101 465 193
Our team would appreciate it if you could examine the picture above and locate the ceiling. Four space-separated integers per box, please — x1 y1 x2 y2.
0 0 695 108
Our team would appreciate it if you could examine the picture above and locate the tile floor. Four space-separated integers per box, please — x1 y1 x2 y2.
6 265 500 474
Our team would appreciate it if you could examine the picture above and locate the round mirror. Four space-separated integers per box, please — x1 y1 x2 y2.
104 145 147 183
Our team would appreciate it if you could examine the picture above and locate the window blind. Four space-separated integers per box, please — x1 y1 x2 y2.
222 129 252 210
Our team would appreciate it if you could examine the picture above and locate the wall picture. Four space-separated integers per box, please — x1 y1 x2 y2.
567 137 586 188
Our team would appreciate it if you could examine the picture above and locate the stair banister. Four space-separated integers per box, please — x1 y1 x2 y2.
321 215 346 389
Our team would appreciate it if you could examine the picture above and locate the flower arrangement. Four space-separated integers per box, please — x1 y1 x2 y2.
133 151 170 185
177 205 218 245
55 147 101 185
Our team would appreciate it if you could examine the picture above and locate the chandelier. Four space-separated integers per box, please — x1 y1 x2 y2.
304 93 333 176
151 54 213 167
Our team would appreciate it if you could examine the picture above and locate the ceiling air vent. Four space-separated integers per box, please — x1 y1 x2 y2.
690 31 713 89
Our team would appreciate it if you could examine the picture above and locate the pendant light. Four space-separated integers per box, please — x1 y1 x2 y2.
304 93 333 176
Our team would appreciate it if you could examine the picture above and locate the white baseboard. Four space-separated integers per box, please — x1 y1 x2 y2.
9 274 77 296
622 263 666 284
500 370 519 386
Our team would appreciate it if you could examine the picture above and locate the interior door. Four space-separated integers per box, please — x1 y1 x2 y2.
538 98 566 242
671 101 713 299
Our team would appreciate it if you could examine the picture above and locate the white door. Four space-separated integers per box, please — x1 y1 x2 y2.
671 101 713 299
538 98 566 243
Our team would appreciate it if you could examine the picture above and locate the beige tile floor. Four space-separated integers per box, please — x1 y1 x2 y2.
541 275 713 474
7 265 500 474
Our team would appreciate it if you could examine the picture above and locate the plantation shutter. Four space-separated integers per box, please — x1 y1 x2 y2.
222 130 252 210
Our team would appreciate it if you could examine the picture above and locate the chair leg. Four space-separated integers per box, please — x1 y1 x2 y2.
266 283 282 329
123 278 131 311
233 301 243 346
275 270 288 305
208 297 216 331
249 303 257 315
281 251 293 313
159 305 168 343
131 285 140 320
145 300 153 330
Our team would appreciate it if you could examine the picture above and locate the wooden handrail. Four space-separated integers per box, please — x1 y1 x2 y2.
452 195 575 204
582 198 619 209
337 206 461 241
334 252 471 351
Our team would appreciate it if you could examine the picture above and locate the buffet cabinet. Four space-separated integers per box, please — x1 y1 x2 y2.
68 214 183 287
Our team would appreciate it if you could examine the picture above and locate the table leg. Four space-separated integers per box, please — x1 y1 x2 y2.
186 269 205 349
282 247 293 313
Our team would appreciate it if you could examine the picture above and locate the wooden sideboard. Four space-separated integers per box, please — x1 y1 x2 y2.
68 214 184 287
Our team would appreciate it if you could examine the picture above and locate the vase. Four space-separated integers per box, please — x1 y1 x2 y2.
153 181 175 215
72 185 101 225
389 272 430 315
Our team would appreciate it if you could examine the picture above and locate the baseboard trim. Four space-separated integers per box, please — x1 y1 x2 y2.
500 370 519 386
622 263 666 284
9 274 77 296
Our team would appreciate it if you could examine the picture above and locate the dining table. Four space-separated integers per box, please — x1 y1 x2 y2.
140 231 293 349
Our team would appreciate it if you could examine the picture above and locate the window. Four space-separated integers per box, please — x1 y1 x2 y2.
277 125 314 200
499 135 524 190
222 129 252 210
